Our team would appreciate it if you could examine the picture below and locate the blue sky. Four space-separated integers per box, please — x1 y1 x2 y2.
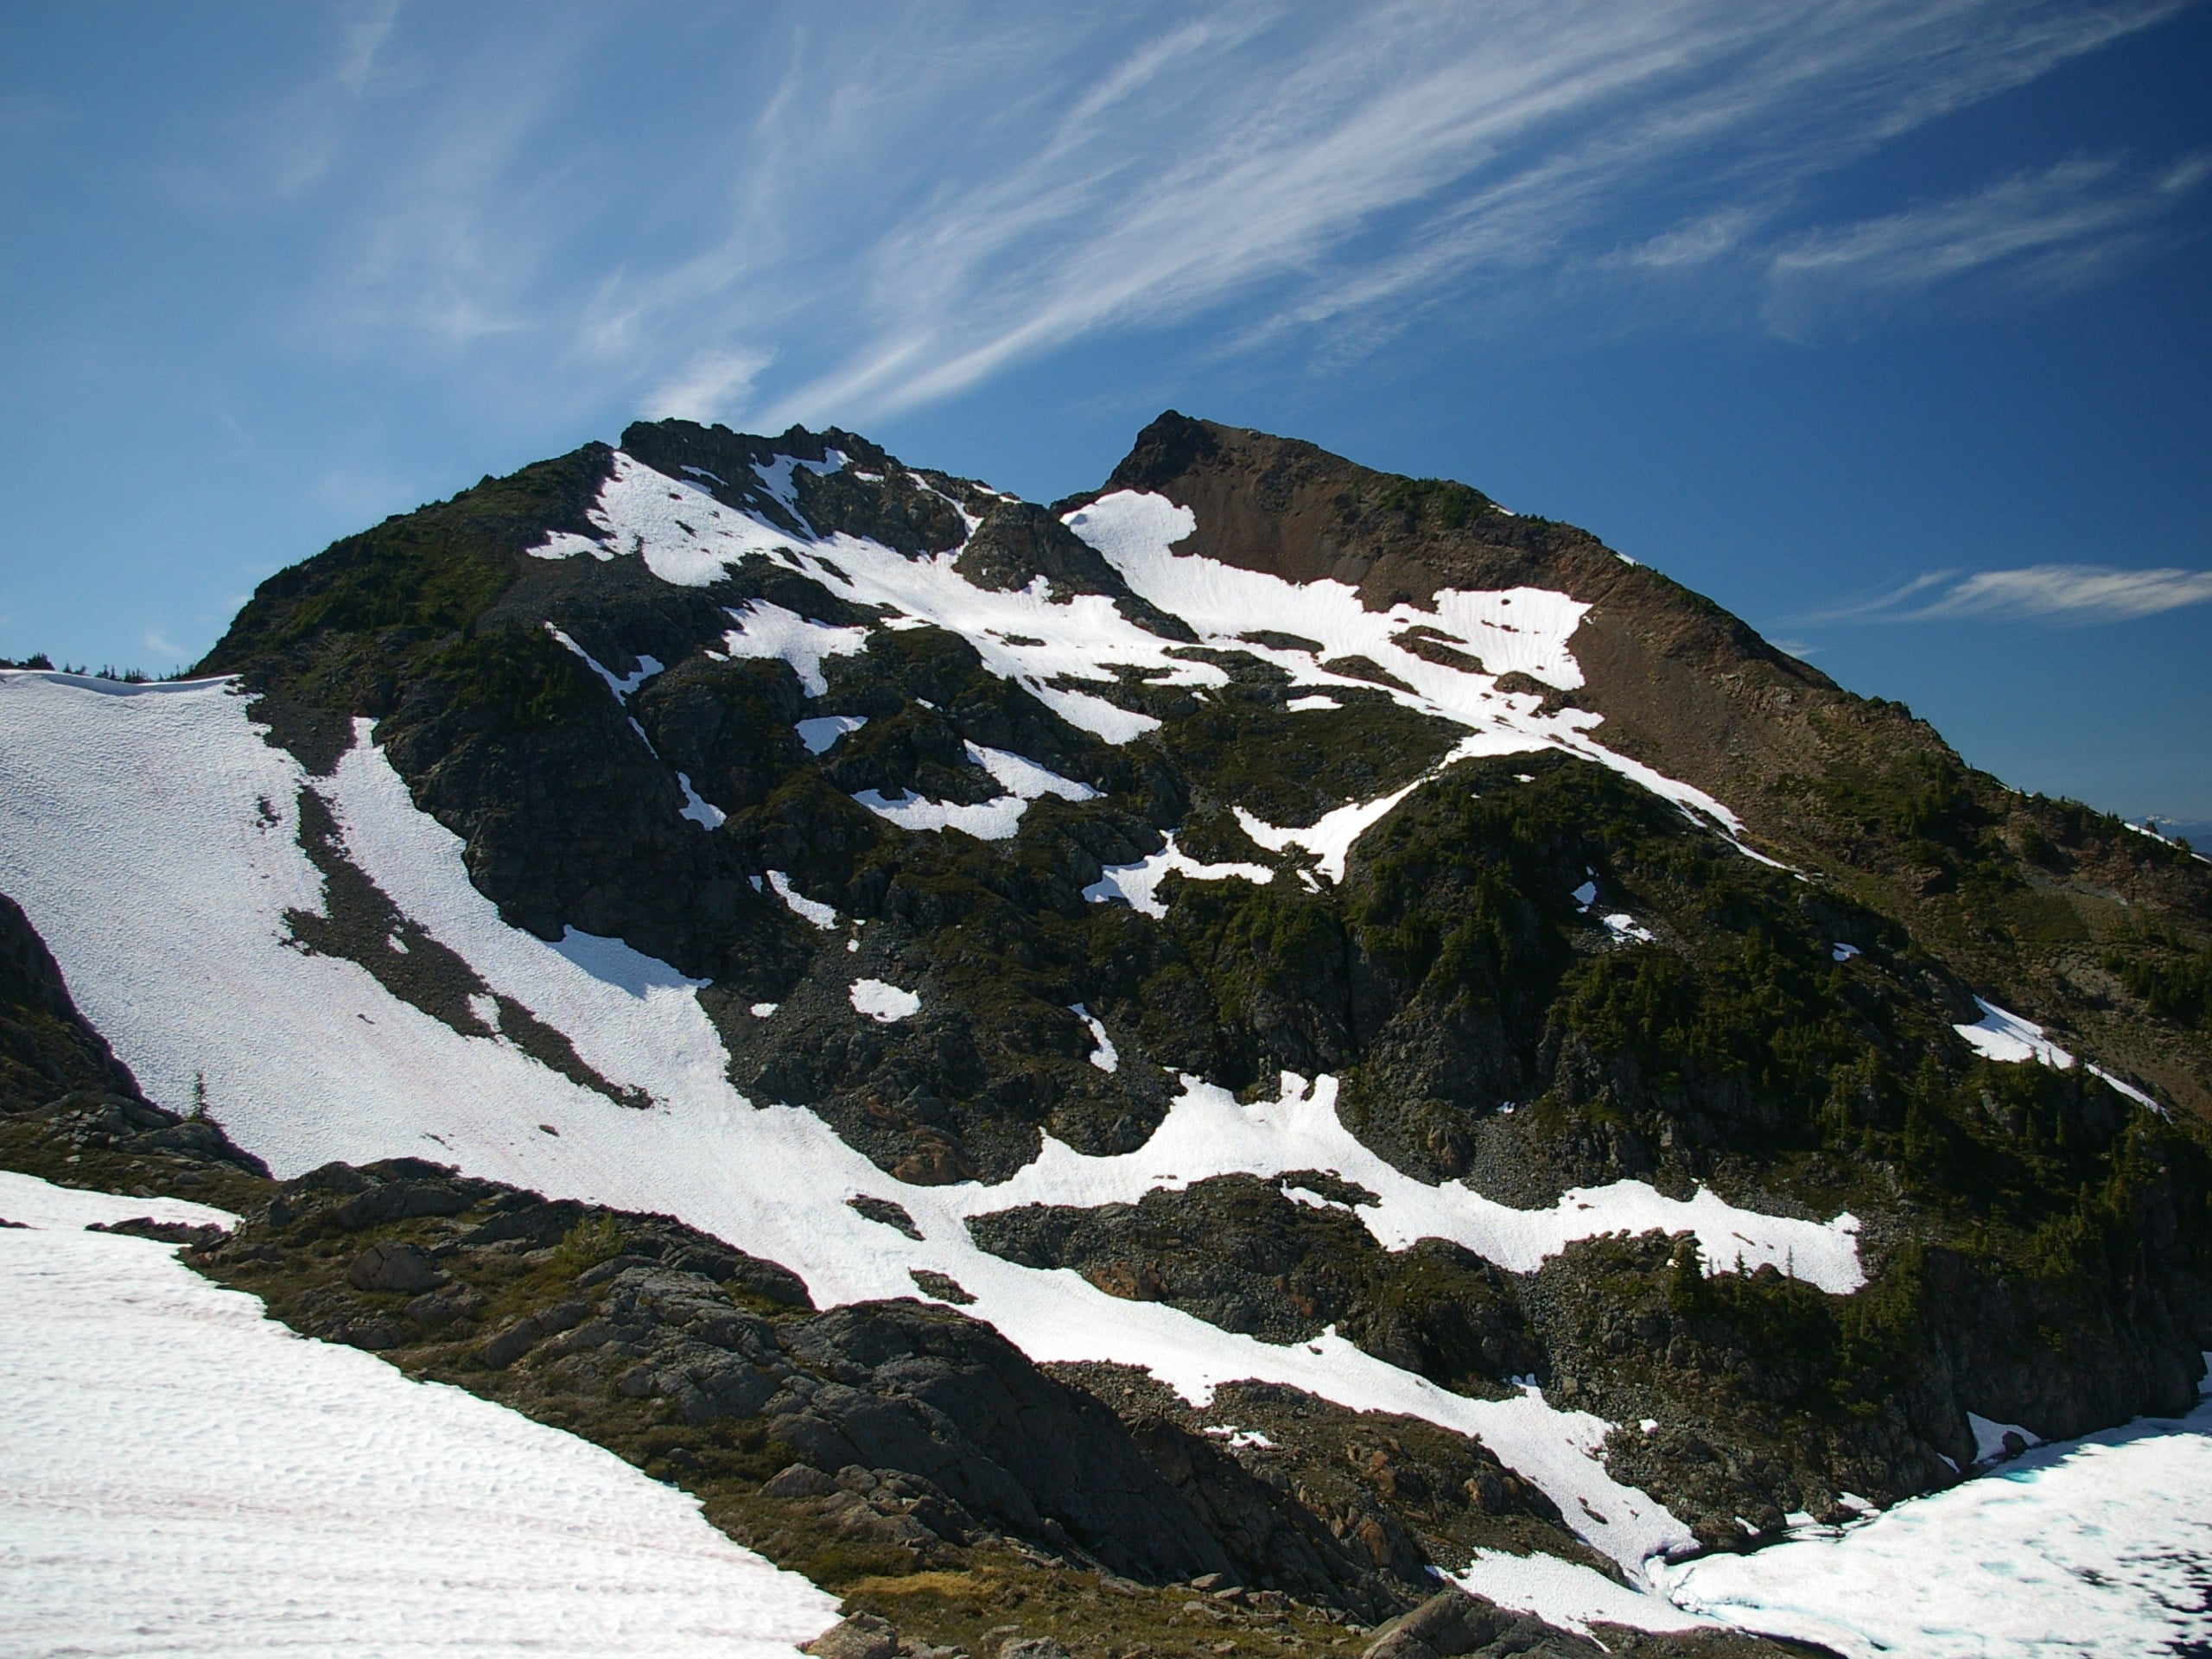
3 2 2208 823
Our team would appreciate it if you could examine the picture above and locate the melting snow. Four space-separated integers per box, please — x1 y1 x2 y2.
1602 912 1656 944
1453 1550 1708 1638
1832 942 1860 963
676 772 725 830
528 453 801 582
545 625 660 700
537 455 1764 866
1234 775 1428 884
753 450 845 518
1204 1425 1276 1449
1956 996 2164 1114
0 1170 835 1659
951 1071 1863 1294
1956 997 2076 1068
849 978 920 1023
0 670 1881 1584
1968 1411 2043 1464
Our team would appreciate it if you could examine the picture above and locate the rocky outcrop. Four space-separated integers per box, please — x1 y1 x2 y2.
0 887 270 1203
195 1160 1289 1587
0 891 146 1111
971 1175 1540 1391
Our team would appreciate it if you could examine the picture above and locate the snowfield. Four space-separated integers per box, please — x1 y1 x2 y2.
1656 1395 2212 1657
0 1171 836 1659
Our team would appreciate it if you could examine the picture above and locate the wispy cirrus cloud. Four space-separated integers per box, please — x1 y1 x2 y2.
245 0 2196 426
1813 564 2212 624
1761 150 2211 328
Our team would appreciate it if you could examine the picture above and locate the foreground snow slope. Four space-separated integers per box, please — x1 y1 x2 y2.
0 1171 836 1659
1656 1391 2212 1658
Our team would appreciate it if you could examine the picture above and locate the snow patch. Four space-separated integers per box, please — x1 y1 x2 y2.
676 773 725 830
795 714 868 754
1658 1396 2212 1656
544 625 661 700
721 601 871 697
0 1169 234 1232
1204 1425 1276 1449
952 1071 1864 1293
1071 1003 1119 1073
1082 831 1274 918
853 741 1096 841
1235 778 1427 885
849 979 920 1023
1955 997 2076 1068
1955 997 2164 1114
1967 1411 2043 1464
1453 1550 1708 1637
766 870 838 931
753 450 846 519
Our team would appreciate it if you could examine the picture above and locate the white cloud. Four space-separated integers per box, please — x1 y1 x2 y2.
251 0 2192 424
644 348 773 424
1763 150 2211 327
1817 565 2212 625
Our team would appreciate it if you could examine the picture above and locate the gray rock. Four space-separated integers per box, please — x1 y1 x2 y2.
346 1241 447 1294
761 1463 842 1499
804 1612 899 1659
476 1301 585 1368
1359 1587 1600 1659
998 1641 1071 1659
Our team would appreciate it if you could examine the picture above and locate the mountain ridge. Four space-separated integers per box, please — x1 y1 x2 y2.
5 407 2212 1649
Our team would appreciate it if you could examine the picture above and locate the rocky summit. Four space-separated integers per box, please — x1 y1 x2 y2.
3 410 2210 1654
